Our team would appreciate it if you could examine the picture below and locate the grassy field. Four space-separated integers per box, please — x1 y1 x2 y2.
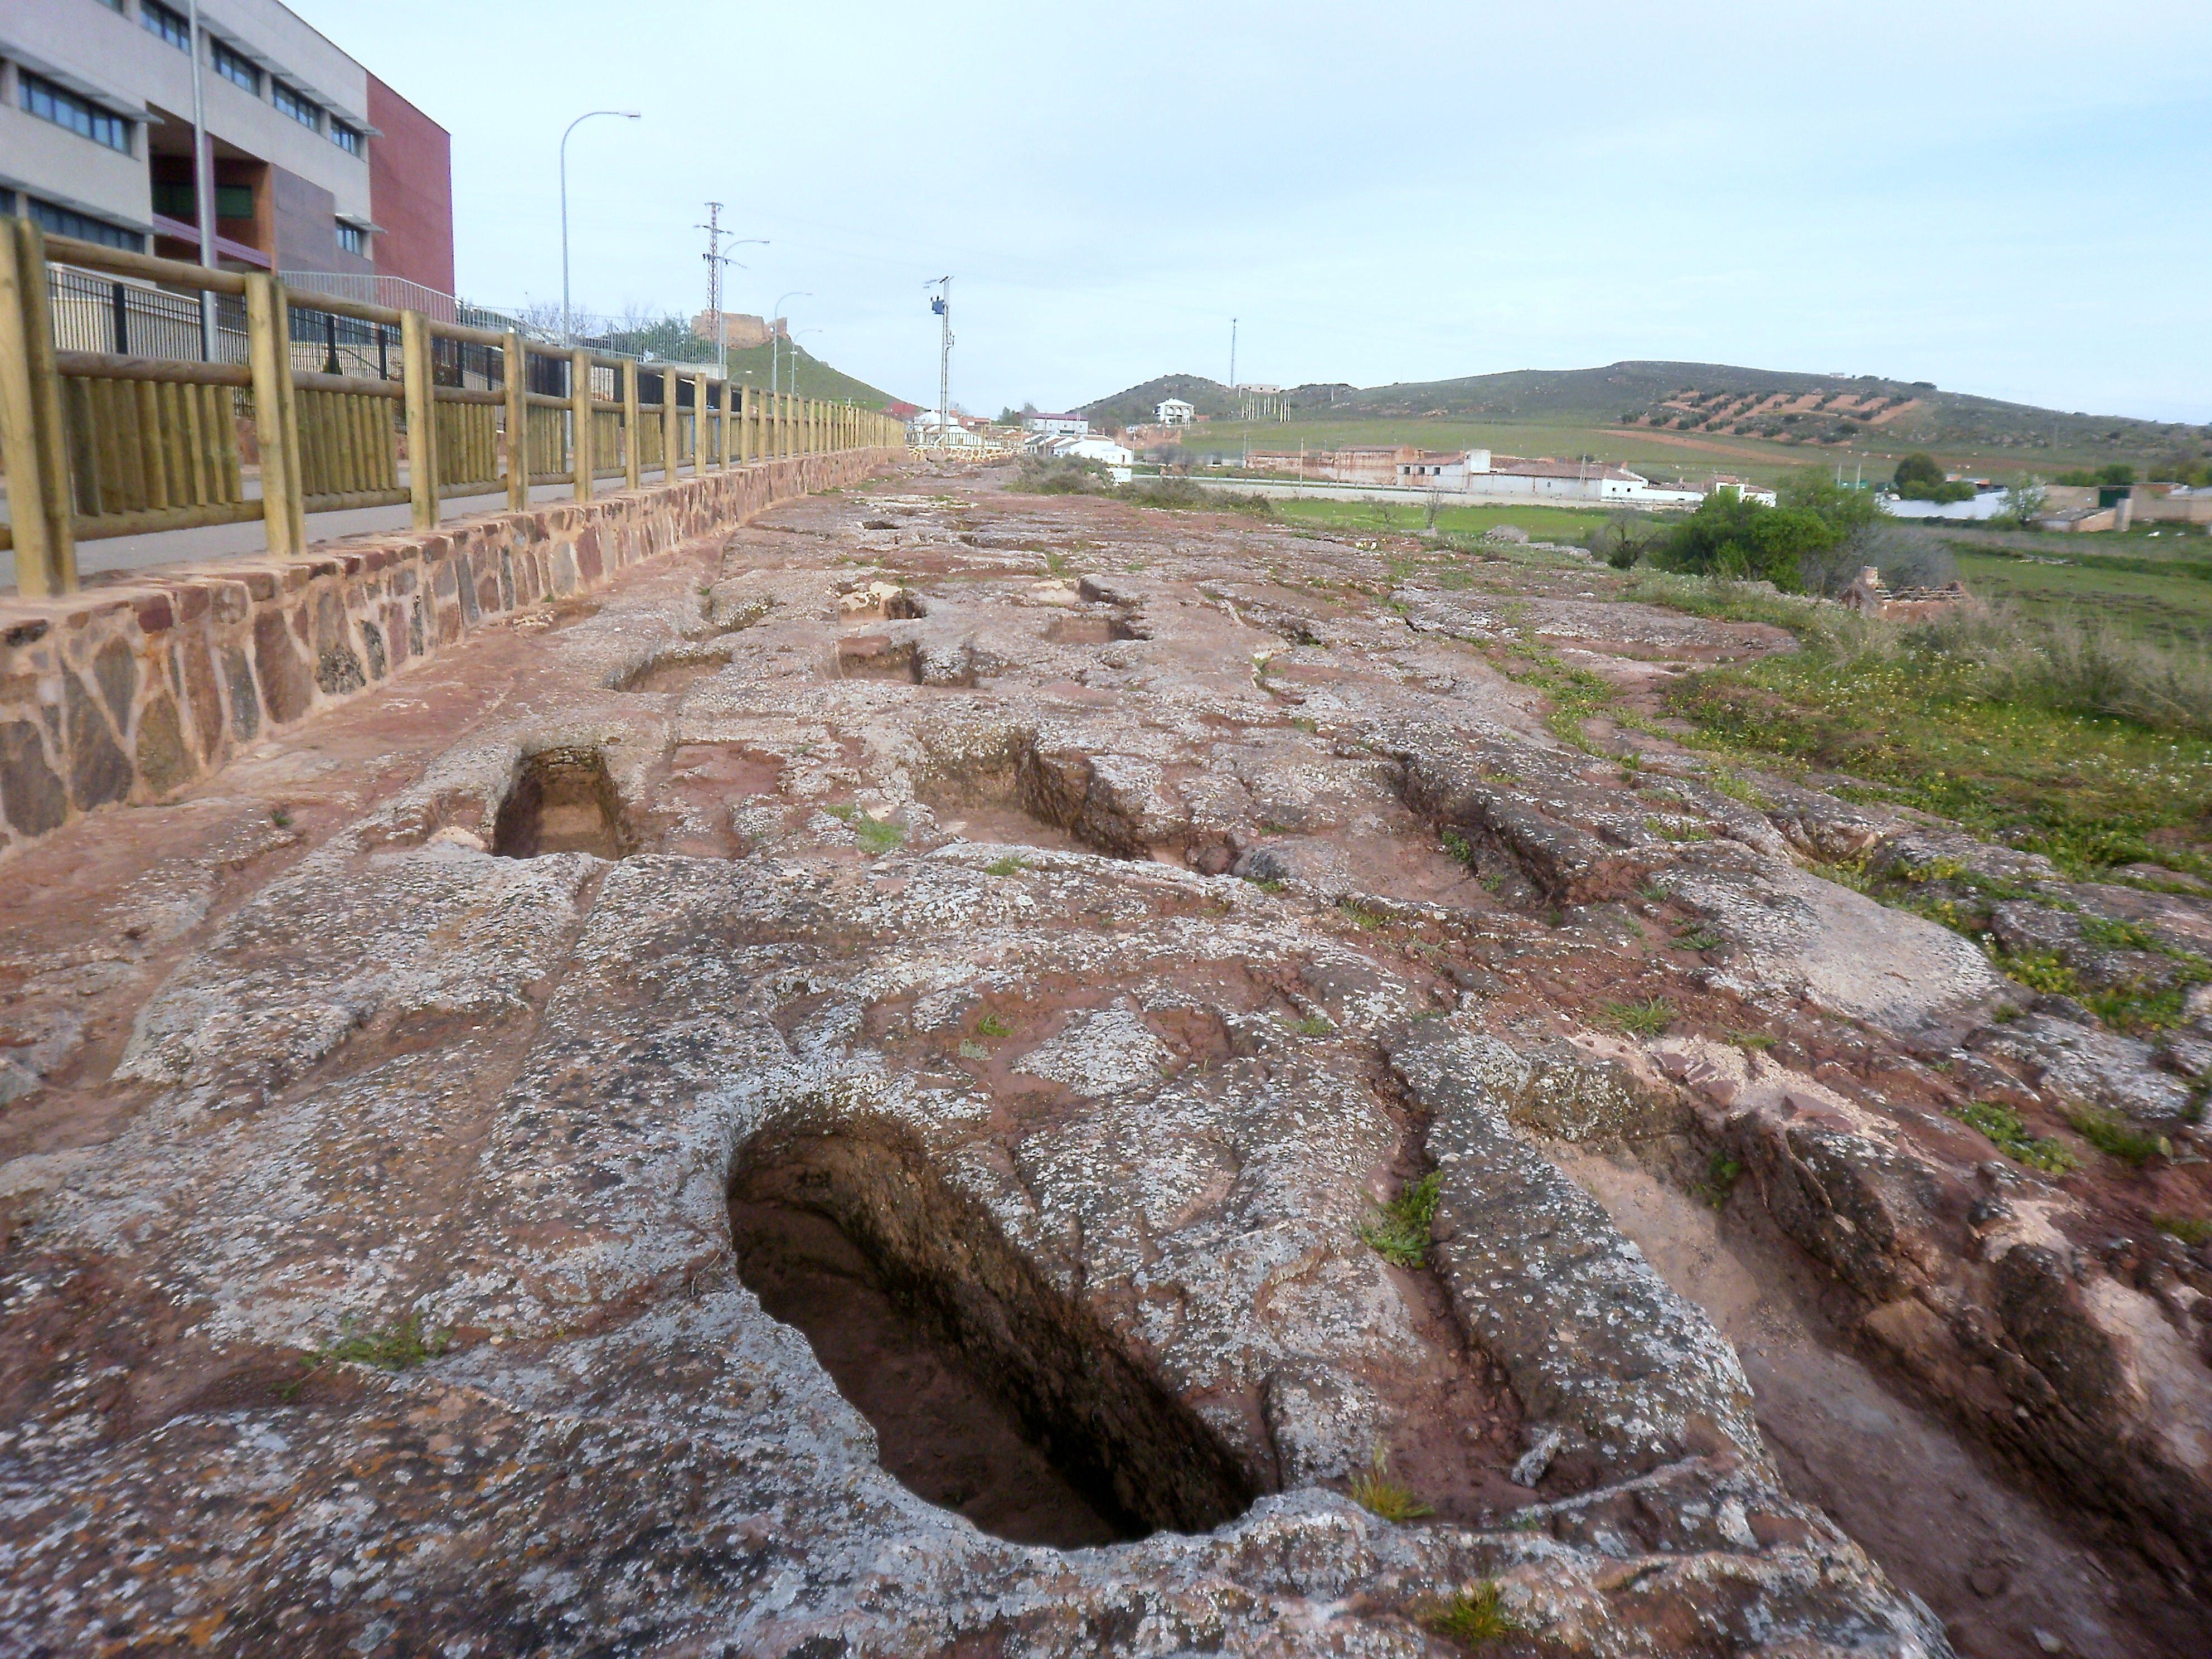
1616 575 2212 881
1270 497 1614 542
1964 549 2212 646
1152 414 2166 493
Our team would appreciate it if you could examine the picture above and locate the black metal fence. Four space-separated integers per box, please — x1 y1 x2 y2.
47 266 248 362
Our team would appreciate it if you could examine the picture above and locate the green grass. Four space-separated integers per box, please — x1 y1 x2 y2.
1421 1583 1519 1648
1347 1446 1435 1523
2154 1213 2212 1246
1694 1149 1744 1208
984 855 1027 876
974 1013 1012 1039
1359 1173 1443 1269
1949 1101 2079 1174
288 1311 448 1394
1653 613 2212 882
1949 548 2212 651
1674 925 1724 952
2064 1107 2164 1166
1288 1014 1335 1037
854 817 905 855
1268 495 1618 544
1599 998 1675 1037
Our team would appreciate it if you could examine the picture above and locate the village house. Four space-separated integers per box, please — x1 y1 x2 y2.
1241 445 1709 507
1154 397 1196 425
1022 411 1088 436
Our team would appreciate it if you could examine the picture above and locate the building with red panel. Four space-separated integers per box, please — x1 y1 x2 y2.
1 0 453 304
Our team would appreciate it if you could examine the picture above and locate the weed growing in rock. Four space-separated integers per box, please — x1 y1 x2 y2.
1245 876 1287 894
855 817 905 855
1949 1102 2079 1173
1440 829 1479 868
2064 1107 2164 1166
1359 1173 1442 1269
270 807 293 830
1675 925 1723 952
1338 899 1390 929
1288 1015 1334 1038
287 1311 448 1394
1347 1445 1434 1523
1727 1028 1777 1049
975 1013 1013 1039
1422 1583 1518 1648
1599 999 1675 1037
958 1039 989 1061
2079 915 2162 953
822 802 857 822
1695 1151 1744 1208
1643 814 1713 843
2154 1213 2212 1246
984 856 1027 876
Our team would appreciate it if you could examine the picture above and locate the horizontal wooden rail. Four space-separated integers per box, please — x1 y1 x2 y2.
3 221 905 591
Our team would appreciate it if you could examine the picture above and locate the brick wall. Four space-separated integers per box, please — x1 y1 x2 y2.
0 450 897 859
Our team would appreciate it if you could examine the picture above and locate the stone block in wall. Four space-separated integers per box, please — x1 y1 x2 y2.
0 447 898 859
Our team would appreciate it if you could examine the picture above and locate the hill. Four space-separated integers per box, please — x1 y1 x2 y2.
710 339 900 410
1079 361 2210 468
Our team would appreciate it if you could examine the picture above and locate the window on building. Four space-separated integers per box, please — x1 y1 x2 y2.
335 222 366 256
27 197 144 252
210 38 259 94
141 0 191 50
329 120 363 157
215 183 253 220
272 81 321 129
18 72 132 153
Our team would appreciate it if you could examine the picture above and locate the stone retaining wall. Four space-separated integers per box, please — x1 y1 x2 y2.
0 449 898 859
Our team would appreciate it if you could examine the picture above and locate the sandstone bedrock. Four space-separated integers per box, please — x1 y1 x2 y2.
2 467 2208 1658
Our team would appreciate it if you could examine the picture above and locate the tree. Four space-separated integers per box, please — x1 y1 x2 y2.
1997 477 2048 529
1778 466 1881 538
1893 452 1946 495
1652 493 1837 591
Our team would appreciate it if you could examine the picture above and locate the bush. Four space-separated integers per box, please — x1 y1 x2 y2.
1650 492 1836 590
1007 455 1114 496
1801 521 1957 596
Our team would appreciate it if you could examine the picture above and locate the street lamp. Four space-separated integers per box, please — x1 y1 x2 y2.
770 290 810 394
560 109 641 346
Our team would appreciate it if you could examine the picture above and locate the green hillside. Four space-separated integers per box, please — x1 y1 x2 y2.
1079 362 2211 482
706 339 900 409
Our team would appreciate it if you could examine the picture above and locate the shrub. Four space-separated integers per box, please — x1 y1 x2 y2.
1650 492 1836 591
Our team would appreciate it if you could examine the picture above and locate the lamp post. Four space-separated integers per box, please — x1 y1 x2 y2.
769 290 810 394
560 109 640 346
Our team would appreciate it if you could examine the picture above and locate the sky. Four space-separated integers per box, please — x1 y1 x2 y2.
290 0 2212 424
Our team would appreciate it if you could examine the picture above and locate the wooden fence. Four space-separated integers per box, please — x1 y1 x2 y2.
0 220 903 597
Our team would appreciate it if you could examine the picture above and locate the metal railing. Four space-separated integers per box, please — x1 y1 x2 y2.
0 221 905 596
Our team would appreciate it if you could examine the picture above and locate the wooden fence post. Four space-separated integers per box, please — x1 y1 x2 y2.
716 379 730 468
0 219 76 595
400 309 440 529
623 359 642 491
661 368 679 482
504 333 529 512
245 273 305 556
570 350 593 502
